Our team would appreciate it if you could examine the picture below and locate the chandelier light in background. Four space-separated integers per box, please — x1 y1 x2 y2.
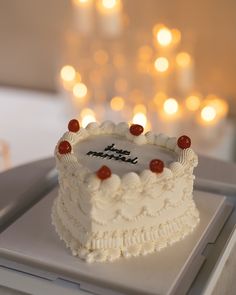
176 52 191 68
72 0 123 37
133 103 147 115
195 94 229 140
163 98 179 115
185 93 202 112
96 0 123 37
60 65 76 81
151 91 167 109
74 0 91 3
154 57 169 73
58 17 230 156
197 95 229 127
204 95 229 120
196 104 218 140
153 56 170 92
157 97 181 135
109 95 128 122
132 103 151 131
200 106 217 123
73 82 88 100
132 112 147 128
60 65 76 89
101 0 118 9
152 24 182 95
72 0 93 35
80 108 96 127
176 52 194 94
157 27 172 47
110 96 125 111
152 24 181 51
153 24 173 48
171 28 181 46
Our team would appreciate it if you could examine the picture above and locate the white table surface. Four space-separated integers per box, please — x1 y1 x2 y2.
0 87 68 169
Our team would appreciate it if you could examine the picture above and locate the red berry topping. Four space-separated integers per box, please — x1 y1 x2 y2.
130 124 144 136
68 119 80 132
58 140 72 154
149 159 164 173
96 165 111 180
177 135 191 149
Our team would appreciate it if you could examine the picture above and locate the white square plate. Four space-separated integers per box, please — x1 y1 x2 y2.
0 189 230 295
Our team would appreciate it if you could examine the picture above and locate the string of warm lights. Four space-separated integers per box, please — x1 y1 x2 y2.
59 10 229 137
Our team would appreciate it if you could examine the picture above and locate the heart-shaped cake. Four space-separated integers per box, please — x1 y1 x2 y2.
52 120 199 262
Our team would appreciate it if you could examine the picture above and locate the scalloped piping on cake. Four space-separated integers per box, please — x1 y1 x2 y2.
52 120 200 262
52 198 199 262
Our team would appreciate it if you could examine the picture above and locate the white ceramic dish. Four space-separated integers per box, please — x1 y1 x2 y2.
0 189 229 295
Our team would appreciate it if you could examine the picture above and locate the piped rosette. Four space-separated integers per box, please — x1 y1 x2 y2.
55 120 197 183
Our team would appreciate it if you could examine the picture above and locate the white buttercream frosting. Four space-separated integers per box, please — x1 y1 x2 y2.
145 131 155 144
52 121 200 262
100 174 121 192
155 133 169 146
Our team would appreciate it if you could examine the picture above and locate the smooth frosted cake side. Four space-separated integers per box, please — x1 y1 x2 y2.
52 120 200 263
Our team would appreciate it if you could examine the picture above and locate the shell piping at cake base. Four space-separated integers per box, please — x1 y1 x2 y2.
51 197 200 263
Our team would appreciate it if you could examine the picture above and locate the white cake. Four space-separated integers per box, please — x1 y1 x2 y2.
52 120 200 263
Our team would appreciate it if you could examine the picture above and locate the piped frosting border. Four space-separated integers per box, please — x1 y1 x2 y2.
52 196 199 263
55 121 198 180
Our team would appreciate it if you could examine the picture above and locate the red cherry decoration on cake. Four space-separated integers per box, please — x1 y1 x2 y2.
129 124 144 136
177 135 191 149
96 165 112 180
58 140 72 154
68 119 80 132
149 159 164 173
